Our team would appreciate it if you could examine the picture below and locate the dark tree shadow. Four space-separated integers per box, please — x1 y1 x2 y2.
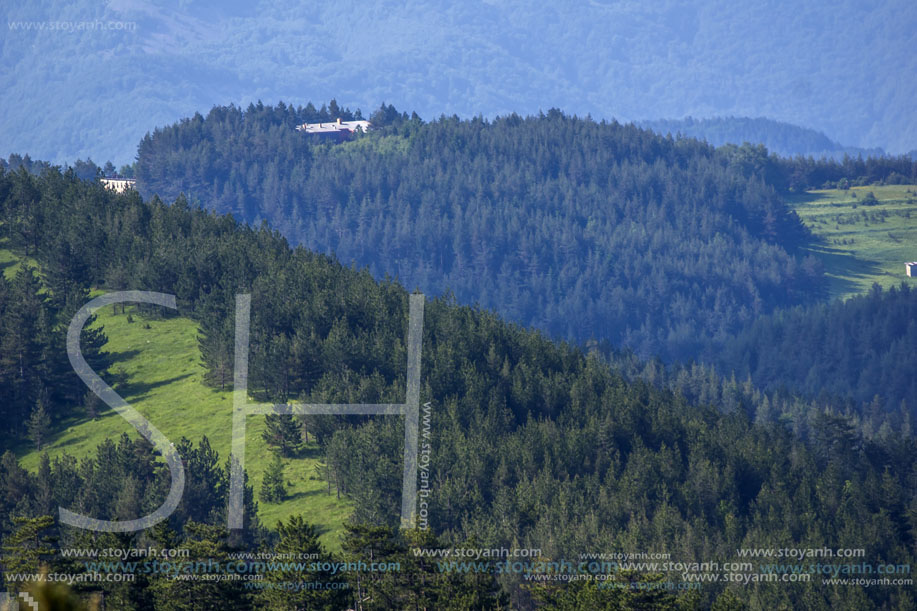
106 349 142 364
115 373 194 400
804 244 882 298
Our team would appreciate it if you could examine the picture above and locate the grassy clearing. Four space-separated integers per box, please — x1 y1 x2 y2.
11 300 352 550
0 242 38 280
334 132 410 158
787 184 917 301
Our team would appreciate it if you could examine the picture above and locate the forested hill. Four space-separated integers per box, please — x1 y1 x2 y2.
137 104 822 362
1 167 916 609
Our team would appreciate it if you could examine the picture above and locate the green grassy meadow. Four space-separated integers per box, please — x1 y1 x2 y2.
787 184 917 301
0 245 38 279
2 250 352 548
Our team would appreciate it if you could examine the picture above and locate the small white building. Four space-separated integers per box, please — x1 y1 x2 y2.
101 177 136 193
295 118 372 141
907 262 917 277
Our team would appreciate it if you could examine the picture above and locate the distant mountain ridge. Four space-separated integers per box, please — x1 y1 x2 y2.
2 0 915 164
640 116 886 159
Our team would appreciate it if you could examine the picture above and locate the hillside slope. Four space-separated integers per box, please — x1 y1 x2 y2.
788 184 917 299
136 107 823 362
12 298 352 548
2 167 915 609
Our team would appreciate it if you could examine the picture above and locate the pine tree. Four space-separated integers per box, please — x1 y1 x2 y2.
150 521 250 610
260 452 286 503
84 388 102 419
262 414 302 457
0 268 46 428
27 394 51 450
34 453 53 515
256 515 349 610
198 315 233 390
1 515 56 589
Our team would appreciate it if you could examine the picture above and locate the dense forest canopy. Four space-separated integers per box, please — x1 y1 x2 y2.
136 104 824 364
133 103 917 424
716 284 917 408
0 167 915 609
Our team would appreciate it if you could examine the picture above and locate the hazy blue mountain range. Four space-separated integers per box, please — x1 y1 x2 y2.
640 117 887 159
2 0 915 165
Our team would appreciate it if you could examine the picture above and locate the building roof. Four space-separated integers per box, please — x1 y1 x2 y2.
296 119 372 134
100 177 136 193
